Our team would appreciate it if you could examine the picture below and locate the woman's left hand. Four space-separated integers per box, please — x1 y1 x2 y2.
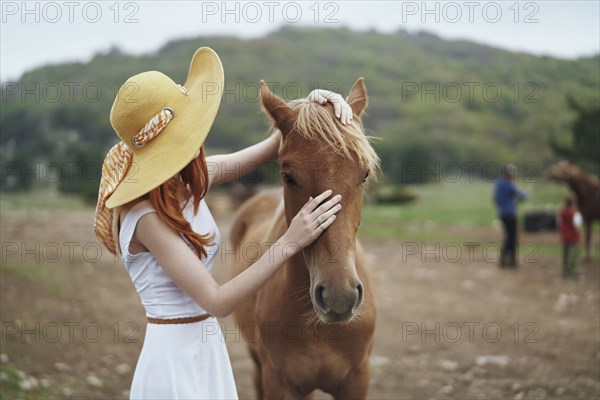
307 89 353 125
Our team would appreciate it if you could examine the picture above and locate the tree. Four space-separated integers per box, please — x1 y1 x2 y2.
551 96 600 175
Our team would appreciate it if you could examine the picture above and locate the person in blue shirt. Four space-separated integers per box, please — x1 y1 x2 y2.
494 164 528 267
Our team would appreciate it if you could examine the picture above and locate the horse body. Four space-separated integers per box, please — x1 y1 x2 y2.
548 161 600 260
230 78 378 398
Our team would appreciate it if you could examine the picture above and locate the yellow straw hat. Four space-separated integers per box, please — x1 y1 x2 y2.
106 47 224 208
94 47 223 254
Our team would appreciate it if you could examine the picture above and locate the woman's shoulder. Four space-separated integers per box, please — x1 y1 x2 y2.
120 198 155 226
119 198 158 256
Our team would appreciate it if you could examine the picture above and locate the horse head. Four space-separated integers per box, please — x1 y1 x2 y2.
260 78 379 324
547 160 577 182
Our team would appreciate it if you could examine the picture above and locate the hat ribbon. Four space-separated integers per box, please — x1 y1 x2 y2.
94 107 174 255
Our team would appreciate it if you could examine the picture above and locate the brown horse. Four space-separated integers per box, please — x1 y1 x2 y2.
548 160 600 260
230 78 379 399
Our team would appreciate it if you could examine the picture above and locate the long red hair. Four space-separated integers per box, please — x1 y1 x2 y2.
147 147 214 258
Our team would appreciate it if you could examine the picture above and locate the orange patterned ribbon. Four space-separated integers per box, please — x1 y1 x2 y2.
94 107 174 255
131 108 174 148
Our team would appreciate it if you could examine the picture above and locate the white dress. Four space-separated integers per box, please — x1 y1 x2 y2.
119 198 238 400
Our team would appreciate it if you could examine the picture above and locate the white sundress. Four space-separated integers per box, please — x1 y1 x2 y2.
119 198 238 400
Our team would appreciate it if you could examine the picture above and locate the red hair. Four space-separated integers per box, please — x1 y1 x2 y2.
148 147 214 258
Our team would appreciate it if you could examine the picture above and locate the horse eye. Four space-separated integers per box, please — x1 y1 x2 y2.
361 170 370 184
282 172 297 186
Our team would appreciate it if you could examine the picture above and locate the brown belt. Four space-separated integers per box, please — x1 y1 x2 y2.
147 314 211 325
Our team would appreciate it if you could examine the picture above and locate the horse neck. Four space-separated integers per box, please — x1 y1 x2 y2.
567 173 595 199
565 173 600 219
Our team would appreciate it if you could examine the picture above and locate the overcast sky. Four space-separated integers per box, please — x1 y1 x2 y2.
1 1 599 81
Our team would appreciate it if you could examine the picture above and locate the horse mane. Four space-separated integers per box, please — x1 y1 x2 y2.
289 99 380 180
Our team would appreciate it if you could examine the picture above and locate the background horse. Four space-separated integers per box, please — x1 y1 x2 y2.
547 160 600 260
230 78 379 399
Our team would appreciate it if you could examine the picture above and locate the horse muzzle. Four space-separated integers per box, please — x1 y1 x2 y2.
312 280 364 323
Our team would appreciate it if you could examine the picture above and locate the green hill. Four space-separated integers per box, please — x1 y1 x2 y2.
1 27 599 197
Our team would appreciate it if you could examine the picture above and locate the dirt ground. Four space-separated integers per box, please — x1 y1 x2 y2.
1 203 599 399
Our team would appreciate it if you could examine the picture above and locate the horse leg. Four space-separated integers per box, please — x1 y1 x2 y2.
584 222 592 262
249 347 264 399
332 361 370 400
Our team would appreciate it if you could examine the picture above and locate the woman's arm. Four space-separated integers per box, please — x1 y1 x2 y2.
515 184 528 201
206 129 281 188
136 190 341 318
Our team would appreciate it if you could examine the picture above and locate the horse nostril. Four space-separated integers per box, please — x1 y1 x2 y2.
315 284 327 311
356 283 364 306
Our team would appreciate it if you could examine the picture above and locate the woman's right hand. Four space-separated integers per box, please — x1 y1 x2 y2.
283 189 342 250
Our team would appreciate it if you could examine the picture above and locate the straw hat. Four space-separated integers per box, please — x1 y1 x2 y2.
94 47 223 254
106 47 224 208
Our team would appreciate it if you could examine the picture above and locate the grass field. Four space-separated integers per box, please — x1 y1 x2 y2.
0 188 90 211
2 179 597 257
363 179 570 235
0 178 575 224
361 180 599 259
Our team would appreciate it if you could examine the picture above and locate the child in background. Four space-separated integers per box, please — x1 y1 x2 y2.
558 196 582 280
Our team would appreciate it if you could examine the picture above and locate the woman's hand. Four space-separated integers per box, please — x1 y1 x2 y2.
307 89 353 125
282 189 342 250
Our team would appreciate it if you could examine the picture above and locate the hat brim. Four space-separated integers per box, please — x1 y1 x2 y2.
105 48 224 209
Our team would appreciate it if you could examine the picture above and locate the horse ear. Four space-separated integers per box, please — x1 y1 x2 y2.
260 80 294 134
346 77 368 117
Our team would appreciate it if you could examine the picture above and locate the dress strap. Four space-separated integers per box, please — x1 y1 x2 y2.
119 200 157 258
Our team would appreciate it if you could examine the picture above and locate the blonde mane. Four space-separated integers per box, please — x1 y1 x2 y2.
289 99 380 179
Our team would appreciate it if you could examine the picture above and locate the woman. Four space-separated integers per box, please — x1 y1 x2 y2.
94 48 352 399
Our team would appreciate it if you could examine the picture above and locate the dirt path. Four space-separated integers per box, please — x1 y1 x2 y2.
1 207 599 399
